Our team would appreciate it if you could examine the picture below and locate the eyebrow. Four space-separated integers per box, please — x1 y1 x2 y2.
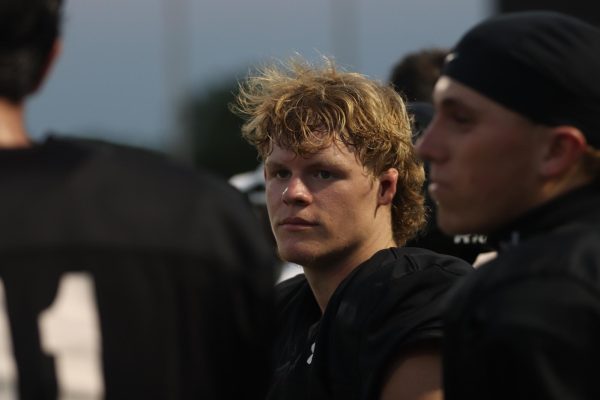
436 96 479 114
264 157 345 171
438 97 465 108
264 160 286 170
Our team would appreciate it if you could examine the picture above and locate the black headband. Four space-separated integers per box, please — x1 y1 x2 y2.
443 11 600 148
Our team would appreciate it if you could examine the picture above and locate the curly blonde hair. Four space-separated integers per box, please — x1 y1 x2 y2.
231 56 425 245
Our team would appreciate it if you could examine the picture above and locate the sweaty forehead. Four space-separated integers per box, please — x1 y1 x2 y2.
434 77 541 130
265 142 359 168
434 77 496 114
434 77 476 104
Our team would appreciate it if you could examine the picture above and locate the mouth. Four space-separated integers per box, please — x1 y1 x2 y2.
278 217 318 230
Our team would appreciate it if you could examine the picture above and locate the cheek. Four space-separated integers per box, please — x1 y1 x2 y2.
265 184 283 213
460 156 517 205
461 147 538 218
478 142 536 185
457 135 520 186
322 186 375 222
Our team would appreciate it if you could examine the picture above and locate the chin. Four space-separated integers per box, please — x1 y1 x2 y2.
437 213 476 236
277 245 315 267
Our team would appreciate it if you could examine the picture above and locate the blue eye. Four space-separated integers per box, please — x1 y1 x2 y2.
265 168 290 180
275 170 291 179
316 170 333 179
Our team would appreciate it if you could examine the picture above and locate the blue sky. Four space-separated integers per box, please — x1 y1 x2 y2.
27 0 490 153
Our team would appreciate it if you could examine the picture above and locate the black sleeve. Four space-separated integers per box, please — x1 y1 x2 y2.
360 260 469 397
445 277 600 400
318 251 471 400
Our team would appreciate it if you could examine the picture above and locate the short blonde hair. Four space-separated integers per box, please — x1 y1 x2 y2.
231 57 426 245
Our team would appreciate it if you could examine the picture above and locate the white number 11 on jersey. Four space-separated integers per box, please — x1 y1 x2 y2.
0 273 104 399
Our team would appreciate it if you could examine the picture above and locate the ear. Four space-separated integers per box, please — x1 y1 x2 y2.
377 168 399 206
539 126 587 178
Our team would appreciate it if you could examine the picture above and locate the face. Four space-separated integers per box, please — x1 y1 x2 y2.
416 77 549 234
264 141 396 270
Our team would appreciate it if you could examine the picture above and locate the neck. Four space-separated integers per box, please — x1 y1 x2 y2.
303 231 396 314
303 262 355 314
0 98 30 149
542 164 594 201
489 166 595 247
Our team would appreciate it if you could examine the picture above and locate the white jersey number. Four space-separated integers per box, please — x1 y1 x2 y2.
0 273 104 399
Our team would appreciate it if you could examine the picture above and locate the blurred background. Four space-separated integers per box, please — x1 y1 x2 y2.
27 0 599 179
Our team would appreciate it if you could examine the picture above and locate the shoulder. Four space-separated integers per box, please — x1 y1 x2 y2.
23 136 240 202
51 136 239 199
444 234 600 341
333 247 473 317
366 248 472 327
389 246 474 277
314 248 470 398
333 247 472 342
354 247 473 299
444 263 600 400
460 224 600 302
2 136 273 262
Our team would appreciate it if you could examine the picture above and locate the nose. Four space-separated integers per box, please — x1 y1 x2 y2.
415 118 445 164
282 177 311 205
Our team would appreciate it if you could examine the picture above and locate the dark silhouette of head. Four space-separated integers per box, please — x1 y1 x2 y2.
389 48 448 103
0 0 63 103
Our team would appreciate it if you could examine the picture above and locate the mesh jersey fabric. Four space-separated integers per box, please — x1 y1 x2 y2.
267 247 472 400
0 136 277 399
443 182 600 400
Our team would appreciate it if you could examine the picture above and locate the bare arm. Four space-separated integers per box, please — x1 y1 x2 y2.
379 347 443 400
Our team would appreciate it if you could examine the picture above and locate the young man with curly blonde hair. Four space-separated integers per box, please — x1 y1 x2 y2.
233 57 471 400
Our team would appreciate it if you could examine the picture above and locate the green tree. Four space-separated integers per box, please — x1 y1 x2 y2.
180 77 260 179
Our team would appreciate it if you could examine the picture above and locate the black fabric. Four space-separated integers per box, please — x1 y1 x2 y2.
443 181 600 400
443 11 600 148
267 247 472 400
0 136 277 399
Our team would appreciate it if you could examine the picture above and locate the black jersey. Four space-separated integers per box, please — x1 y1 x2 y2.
443 182 600 400
0 136 276 399
267 247 472 400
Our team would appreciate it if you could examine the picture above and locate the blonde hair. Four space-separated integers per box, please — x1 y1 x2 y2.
231 56 425 245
